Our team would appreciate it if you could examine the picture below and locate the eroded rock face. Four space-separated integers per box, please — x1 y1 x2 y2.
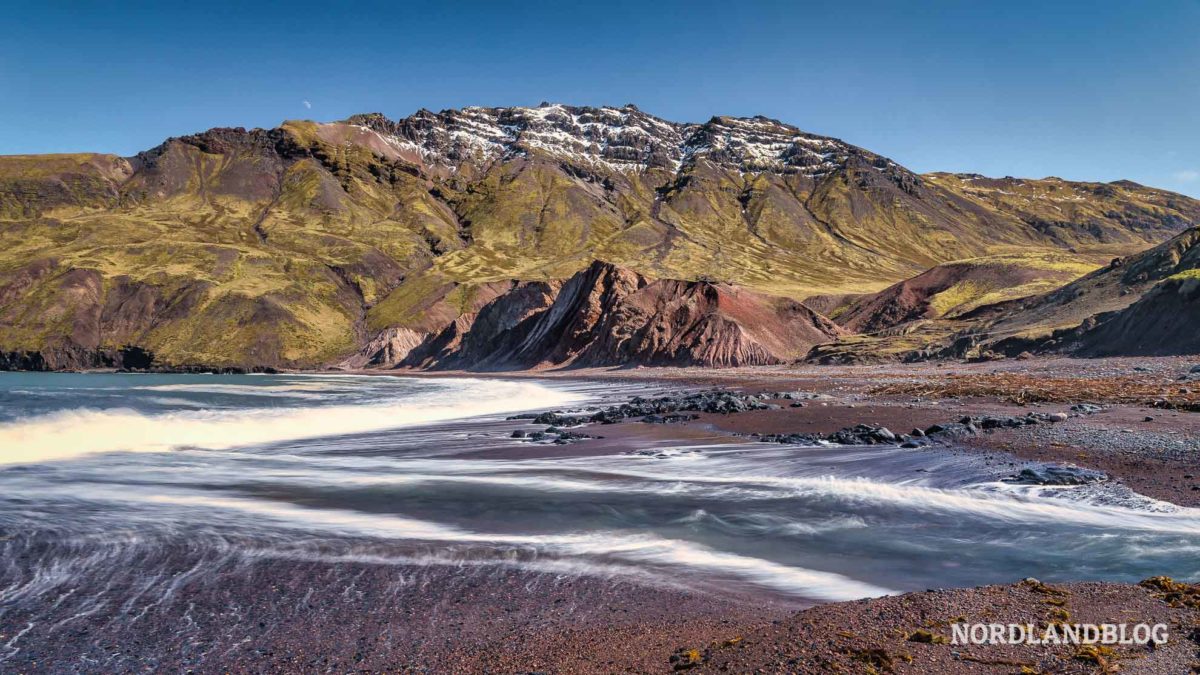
435 281 562 370
400 261 844 370
573 278 843 368
338 327 428 369
506 262 646 368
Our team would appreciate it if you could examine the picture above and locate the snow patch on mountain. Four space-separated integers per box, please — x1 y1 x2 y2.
341 103 888 178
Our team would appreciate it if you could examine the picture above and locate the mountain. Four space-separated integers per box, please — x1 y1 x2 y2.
1 103 1197 370
809 227 1200 363
825 251 1098 335
986 226 1200 356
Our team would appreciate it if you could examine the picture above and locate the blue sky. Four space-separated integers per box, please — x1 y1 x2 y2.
4 0 1199 196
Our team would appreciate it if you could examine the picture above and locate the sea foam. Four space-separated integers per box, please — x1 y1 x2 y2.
0 378 581 466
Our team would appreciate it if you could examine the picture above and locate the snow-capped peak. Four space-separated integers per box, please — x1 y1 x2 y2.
342 104 885 178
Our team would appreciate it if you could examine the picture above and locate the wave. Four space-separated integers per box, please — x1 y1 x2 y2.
133 382 341 398
141 493 895 601
588 469 1200 535
0 379 581 466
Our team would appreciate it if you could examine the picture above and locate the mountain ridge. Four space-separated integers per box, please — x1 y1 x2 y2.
1 103 1198 370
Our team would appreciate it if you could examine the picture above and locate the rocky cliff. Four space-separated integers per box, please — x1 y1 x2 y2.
375 261 844 370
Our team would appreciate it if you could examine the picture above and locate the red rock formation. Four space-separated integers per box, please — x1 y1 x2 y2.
406 261 844 370
572 277 844 367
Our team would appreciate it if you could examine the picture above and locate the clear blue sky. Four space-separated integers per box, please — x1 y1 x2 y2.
4 0 1198 196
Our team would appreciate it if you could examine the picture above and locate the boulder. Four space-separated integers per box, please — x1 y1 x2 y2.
1005 464 1108 486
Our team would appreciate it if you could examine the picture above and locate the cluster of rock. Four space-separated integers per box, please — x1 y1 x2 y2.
624 448 704 459
641 413 701 424
755 408 1098 449
507 389 823 444
509 389 793 428
755 425 905 447
509 428 593 445
507 390 1110 487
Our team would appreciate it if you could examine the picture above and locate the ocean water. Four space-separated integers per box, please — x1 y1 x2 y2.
1 372 1198 616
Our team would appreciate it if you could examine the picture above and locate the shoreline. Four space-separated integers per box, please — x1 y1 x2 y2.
3 358 1199 672
345 355 1200 508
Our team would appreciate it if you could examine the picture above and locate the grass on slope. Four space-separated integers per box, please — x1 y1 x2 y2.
927 252 1098 318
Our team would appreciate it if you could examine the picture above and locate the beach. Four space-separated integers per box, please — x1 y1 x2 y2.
2 359 1199 672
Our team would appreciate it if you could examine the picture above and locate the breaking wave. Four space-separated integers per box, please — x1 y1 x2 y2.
0 378 581 466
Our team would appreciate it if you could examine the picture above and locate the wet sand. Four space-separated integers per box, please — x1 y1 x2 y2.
0 539 790 673
7 545 1195 674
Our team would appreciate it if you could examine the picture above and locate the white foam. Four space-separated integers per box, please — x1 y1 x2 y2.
0 378 581 466
584 468 1200 535
134 383 334 398
142 493 894 601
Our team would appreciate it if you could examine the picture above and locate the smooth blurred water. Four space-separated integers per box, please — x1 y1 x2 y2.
1 372 1198 611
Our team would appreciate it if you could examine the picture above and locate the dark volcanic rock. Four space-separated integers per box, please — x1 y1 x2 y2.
760 424 906 446
757 432 823 445
1004 464 1109 486
923 422 976 438
514 390 775 429
641 413 701 424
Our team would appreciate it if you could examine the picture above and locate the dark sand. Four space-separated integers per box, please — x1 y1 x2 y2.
0 542 788 673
